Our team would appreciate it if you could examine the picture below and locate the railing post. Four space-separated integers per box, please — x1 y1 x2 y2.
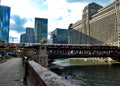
23 56 28 84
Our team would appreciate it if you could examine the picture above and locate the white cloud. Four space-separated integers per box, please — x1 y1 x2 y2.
10 19 15 25
9 30 21 43
2 0 42 18
23 18 34 28
47 0 87 31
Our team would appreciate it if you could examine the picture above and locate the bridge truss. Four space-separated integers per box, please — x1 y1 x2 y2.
46 45 120 61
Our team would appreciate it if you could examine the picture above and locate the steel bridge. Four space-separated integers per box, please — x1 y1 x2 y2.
0 43 24 50
45 44 120 61
0 43 120 62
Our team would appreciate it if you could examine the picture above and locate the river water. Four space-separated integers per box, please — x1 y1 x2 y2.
51 59 120 86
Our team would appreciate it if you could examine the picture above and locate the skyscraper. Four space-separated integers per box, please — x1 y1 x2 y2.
20 33 26 43
26 27 34 43
34 18 48 43
0 5 10 43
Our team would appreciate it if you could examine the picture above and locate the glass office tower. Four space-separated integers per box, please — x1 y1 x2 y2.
26 27 35 43
51 28 68 44
20 33 26 43
34 18 48 43
0 5 10 43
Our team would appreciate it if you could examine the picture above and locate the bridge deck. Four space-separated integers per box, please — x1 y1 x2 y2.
0 58 25 86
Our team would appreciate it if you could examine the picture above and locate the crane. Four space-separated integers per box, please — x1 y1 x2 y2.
10 36 18 43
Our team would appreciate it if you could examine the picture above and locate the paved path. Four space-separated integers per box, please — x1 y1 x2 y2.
0 58 25 86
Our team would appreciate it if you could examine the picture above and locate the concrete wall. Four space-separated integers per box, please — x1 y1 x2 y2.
27 61 76 86
90 12 117 45
90 2 117 46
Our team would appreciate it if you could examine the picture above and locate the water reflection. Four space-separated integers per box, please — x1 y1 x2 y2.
51 59 120 86
52 59 71 66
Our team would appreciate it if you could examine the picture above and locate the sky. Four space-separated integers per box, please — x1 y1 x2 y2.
1 0 114 43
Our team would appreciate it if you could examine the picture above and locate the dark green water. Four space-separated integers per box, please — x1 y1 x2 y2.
51 64 120 86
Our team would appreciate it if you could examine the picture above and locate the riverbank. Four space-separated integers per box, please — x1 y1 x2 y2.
68 58 119 66
50 58 120 72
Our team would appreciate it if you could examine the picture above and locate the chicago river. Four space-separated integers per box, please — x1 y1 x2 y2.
51 59 120 86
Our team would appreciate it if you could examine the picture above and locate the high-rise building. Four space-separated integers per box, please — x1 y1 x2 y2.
68 0 120 47
20 33 26 43
51 28 68 44
0 5 10 43
69 3 103 44
34 18 48 43
26 27 34 43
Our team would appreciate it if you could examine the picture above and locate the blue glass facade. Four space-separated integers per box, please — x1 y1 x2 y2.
34 18 48 43
0 5 10 43
51 28 68 44
20 33 26 43
26 27 35 43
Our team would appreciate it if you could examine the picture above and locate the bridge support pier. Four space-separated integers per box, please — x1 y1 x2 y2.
38 45 49 67
23 49 35 58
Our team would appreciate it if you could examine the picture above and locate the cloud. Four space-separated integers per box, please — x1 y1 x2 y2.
66 0 114 6
9 30 21 43
67 9 72 13
66 0 84 3
10 15 27 33
29 0 48 11
57 16 63 21
47 0 87 32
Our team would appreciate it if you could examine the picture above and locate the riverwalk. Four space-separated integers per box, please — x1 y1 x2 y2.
0 58 25 86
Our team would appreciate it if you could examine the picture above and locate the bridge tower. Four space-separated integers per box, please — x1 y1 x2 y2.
38 45 48 67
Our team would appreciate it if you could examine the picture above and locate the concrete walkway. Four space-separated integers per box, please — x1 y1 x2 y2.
0 58 25 86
